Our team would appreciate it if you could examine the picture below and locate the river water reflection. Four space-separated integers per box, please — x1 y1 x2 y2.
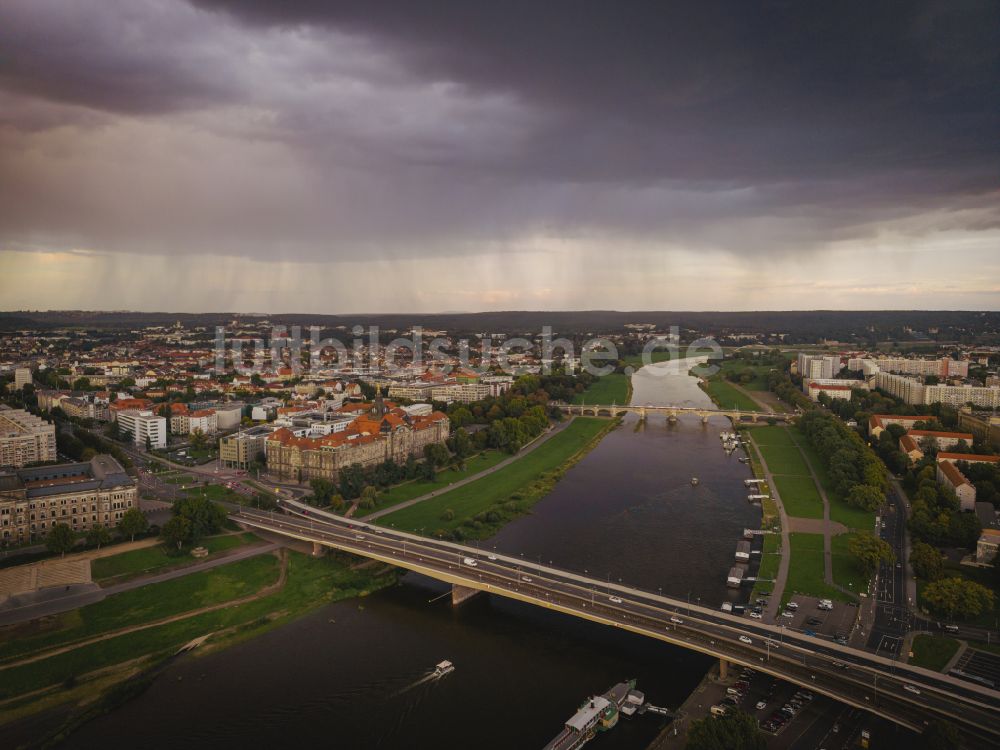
65 358 758 750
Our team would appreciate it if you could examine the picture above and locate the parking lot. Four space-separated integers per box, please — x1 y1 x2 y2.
714 665 824 740
775 595 858 641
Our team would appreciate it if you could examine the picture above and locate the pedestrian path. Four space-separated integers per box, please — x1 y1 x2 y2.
749 434 791 622
364 418 575 521
786 430 852 599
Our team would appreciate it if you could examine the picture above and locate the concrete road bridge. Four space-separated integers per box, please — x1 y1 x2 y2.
236 500 1000 745
557 403 798 423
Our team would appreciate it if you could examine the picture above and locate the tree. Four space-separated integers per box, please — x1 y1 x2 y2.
846 484 883 512
46 523 76 557
848 532 895 576
359 485 378 509
118 507 150 542
190 428 207 450
423 442 450 468
922 576 995 620
450 427 473 458
910 541 943 581
86 525 112 550
161 515 192 550
309 478 337 506
685 709 765 750
172 496 227 540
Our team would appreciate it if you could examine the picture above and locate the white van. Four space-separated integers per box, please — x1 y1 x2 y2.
945 624 959 633
711 705 729 717
463 557 478 567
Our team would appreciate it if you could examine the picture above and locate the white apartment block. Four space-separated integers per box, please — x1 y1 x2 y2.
873 371 927 405
0 406 57 468
14 367 32 389
116 410 167 449
924 384 1000 409
431 382 491 404
869 357 969 378
796 354 841 380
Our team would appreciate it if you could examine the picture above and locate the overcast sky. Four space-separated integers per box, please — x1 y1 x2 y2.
1 0 998 312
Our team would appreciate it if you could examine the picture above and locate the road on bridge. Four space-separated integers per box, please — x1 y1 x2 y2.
233 501 1000 746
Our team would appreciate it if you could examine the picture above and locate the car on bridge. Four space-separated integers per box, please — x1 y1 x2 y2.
463 557 478 567
904 684 921 695
670 616 683 624
609 596 623 604
739 635 753 644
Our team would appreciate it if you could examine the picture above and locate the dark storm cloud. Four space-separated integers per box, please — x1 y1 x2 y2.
0 0 997 269
193 0 1000 187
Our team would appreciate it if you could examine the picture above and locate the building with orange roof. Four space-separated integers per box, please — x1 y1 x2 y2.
265 396 449 482
934 452 998 512
869 414 924 438
898 430 974 463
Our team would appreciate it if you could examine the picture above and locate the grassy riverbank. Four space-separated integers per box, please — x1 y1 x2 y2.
372 450 509 511
90 533 259 584
0 555 279 666
699 377 760 411
571 373 630 405
0 551 397 728
377 417 617 539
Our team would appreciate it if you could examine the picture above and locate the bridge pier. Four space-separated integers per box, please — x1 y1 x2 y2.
311 541 327 557
701 415 709 425
451 584 481 606
719 658 729 680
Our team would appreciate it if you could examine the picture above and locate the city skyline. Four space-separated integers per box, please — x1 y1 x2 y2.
1 0 998 312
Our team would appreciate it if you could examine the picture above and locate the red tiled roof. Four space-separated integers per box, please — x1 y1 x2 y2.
937 453 1000 463
938 460 971 487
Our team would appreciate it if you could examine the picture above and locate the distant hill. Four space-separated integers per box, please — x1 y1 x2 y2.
1 309 997 344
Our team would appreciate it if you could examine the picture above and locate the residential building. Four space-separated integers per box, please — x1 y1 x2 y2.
0 454 136 544
266 397 449 482
797 354 841 380
935 452 1000 512
898 430 974 462
0 406 57 468
868 414 924 438
958 408 1000 450
386 382 437 401
806 382 853 401
923 383 1000 409
431 382 492 403
868 357 968 378
873 371 926 405
116 409 167 450
109 398 153 420
976 528 1000 565
936 460 977 511
14 367 32 389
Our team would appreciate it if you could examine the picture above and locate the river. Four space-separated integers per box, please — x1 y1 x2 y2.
65 357 759 750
